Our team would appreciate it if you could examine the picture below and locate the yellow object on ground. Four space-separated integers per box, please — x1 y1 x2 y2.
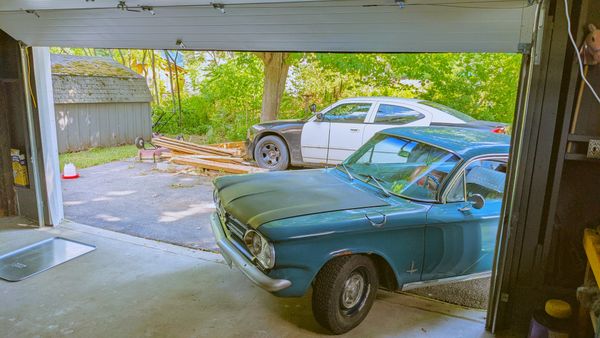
10 149 29 187
584 228 600 287
545 299 572 319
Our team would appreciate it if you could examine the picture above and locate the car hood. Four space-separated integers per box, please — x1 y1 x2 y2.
214 169 389 229
250 119 306 132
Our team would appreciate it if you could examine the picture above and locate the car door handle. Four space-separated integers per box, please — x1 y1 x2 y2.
458 205 471 213
458 202 475 213
349 128 360 132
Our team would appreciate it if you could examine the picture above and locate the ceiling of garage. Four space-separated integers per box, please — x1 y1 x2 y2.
0 0 536 52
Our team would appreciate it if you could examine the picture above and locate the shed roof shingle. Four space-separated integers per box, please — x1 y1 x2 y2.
50 54 152 104
51 54 139 78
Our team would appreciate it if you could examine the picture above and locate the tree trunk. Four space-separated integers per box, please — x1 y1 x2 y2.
151 51 160 106
117 49 126 65
256 52 290 122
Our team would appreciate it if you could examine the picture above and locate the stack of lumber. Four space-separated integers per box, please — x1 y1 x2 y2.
153 136 243 157
152 136 266 174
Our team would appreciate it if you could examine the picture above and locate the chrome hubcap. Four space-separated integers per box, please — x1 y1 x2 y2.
341 272 365 309
260 143 280 166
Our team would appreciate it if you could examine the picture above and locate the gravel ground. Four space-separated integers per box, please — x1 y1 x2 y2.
408 277 490 309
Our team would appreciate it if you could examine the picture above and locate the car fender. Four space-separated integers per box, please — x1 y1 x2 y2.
251 124 305 165
324 247 402 289
273 244 402 298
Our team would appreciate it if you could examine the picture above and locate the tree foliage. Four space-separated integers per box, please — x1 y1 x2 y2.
50 48 522 142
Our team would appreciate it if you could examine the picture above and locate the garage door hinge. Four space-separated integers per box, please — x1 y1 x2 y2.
518 43 532 55
500 292 509 302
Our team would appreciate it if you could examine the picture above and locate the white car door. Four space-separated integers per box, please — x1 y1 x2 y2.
301 102 373 165
325 102 373 164
362 103 431 144
300 115 331 164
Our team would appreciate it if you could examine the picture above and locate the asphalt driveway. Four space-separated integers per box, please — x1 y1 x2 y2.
62 158 490 309
62 159 218 251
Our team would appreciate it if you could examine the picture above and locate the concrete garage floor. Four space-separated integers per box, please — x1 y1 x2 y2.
0 217 496 338
61 158 491 310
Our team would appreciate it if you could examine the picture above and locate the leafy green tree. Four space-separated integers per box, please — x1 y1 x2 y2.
386 53 521 122
50 48 521 142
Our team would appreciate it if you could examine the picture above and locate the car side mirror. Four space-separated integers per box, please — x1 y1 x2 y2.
468 194 485 210
315 113 324 121
310 103 317 113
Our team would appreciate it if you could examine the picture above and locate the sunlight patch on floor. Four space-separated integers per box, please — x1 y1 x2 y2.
158 203 215 223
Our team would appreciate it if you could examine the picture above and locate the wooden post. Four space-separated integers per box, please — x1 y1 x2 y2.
0 83 16 216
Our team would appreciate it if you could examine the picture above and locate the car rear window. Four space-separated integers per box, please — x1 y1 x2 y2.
374 104 425 125
419 100 476 122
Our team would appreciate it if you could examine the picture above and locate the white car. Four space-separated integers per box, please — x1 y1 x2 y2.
246 97 507 170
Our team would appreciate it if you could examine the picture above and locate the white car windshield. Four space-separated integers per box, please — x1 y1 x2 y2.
342 134 461 201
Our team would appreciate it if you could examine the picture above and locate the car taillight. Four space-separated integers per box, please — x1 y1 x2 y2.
491 127 507 134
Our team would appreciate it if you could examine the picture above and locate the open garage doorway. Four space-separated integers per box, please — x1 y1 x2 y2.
51 47 521 312
1 0 551 335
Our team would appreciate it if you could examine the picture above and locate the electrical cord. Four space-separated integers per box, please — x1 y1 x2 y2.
563 0 600 104
24 47 38 109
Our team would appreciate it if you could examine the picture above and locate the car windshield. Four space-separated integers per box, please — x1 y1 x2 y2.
342 134 461 202
419 100 476 122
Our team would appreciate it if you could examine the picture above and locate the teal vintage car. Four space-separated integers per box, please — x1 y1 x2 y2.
211 126 510 334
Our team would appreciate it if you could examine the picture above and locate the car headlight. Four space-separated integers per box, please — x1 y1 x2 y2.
244 230 275 269
213 189 225 218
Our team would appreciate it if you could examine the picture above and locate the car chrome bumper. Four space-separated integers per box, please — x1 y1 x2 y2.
209 212 292 292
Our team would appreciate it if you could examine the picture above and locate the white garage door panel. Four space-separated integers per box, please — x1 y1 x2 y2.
0 0 328 11
0 0 536 52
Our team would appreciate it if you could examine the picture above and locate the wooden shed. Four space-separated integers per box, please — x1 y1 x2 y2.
51 54 153 153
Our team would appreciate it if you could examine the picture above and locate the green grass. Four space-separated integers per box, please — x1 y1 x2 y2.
59 145 138 171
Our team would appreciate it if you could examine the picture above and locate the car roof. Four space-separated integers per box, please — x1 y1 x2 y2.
338 97 421 104
379 126 511 159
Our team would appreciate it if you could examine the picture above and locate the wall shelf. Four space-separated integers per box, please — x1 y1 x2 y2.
565 153 600 162
568 134 599 143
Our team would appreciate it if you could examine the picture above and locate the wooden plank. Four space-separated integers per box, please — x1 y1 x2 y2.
152 139 216 156
0 83 15 215
174 155 244 164
209 141 245 149
568 134 596 143
156 136 237 156
170 156 267 174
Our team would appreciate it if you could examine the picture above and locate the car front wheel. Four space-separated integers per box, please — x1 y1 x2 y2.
254 135 289 171
312 255 378 334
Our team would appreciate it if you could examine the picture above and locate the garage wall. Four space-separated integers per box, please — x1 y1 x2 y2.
55 102 152 153
0 30 44 220
491 0 600 331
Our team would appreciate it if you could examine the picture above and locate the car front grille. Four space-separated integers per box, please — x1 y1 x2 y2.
225 216 248 240
216 205 248 241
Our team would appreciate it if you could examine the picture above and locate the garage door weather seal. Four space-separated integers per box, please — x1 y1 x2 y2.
0 237 96 282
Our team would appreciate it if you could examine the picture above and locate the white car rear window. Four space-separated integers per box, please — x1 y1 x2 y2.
419 100 476 122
